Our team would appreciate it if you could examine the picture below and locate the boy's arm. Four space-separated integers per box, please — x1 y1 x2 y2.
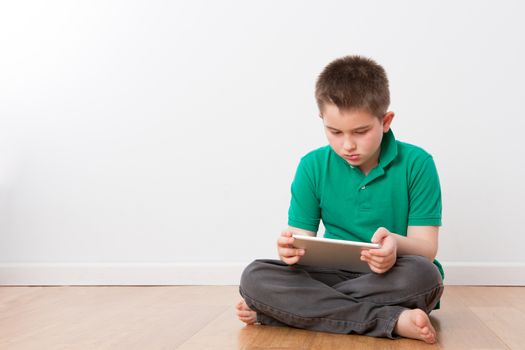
394 225 439 261
363 226 438 274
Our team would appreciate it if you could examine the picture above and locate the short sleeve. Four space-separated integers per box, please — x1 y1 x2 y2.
287 157 321 232
408 156 442 226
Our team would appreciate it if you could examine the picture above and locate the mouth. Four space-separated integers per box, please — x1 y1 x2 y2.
343 154 360 161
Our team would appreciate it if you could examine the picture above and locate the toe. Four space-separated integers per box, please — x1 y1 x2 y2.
424 330 436 343
237 310 251 317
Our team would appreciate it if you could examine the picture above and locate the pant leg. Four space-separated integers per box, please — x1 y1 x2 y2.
239 259 406 338
332 255 444 313
239 256 443 339
240 261 363 328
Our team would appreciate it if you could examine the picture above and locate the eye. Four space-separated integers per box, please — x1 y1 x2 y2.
329 130 341 135
354 129 368 135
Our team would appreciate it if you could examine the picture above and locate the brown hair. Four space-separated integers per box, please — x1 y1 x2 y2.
315 55 390 117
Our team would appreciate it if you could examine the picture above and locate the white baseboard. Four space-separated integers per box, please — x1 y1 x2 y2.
0 262 247 286
0 261 524 286
441 262 525 286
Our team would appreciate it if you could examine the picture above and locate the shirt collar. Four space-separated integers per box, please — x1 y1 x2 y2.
354 129 398 187
378 129 398 169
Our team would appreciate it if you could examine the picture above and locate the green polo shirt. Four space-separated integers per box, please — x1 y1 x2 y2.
288 129 443 279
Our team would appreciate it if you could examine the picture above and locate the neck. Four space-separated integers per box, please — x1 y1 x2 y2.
359 148 381 176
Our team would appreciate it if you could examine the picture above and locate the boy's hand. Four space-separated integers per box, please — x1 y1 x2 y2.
360 227 397 274
277 230 305 265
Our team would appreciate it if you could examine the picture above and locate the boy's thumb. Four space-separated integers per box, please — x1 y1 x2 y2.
372 227 388 243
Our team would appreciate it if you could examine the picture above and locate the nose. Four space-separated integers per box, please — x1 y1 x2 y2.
343 136 356 151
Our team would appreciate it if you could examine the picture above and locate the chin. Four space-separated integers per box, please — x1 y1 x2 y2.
345 159 362 166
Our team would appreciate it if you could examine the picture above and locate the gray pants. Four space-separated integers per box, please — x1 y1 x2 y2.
239 255 444 339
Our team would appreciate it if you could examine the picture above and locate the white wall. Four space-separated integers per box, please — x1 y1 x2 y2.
1 1 524 285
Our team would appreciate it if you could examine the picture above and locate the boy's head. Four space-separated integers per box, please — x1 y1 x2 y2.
315 56 394 175
315 55 390 118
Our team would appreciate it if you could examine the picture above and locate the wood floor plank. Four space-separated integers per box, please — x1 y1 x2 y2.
307 330 437 350
240 325 315 350
0 286 227 350
457 286 525 314
0 285 524 349
445 286 525 349
452 286 519 308
177 309 319 350
499 287 525 314
182 302 437 349
431 286 510 349
469 307 525 350
0 286 44 306
176 307 242 350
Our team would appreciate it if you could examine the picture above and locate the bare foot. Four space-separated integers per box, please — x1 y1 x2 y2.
235 298 257 325
394 309 437 344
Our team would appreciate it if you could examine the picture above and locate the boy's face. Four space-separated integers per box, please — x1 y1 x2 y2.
321 103 394 175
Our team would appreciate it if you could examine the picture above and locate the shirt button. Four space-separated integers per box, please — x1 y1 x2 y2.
361 186 366 190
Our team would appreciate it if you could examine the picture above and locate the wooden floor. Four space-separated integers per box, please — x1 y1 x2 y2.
1 286 524 349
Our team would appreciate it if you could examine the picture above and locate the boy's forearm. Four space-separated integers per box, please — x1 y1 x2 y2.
391 227 439 262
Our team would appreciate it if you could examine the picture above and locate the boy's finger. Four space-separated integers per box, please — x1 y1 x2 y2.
277 237 291 246
283 256 299 265
281 231 293 237
277 238 296 248
368 247 390 257
371 263 387 274
369 265 381 274
369 255 386 264
368 259 384 270
367 259 379 268
279 248 304 257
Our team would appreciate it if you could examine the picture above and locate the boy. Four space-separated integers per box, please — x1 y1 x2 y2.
236 56 444 344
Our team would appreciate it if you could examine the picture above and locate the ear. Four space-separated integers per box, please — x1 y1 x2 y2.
382 112 395 133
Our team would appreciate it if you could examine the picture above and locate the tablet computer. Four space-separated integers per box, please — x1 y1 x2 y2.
292 235 381 273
